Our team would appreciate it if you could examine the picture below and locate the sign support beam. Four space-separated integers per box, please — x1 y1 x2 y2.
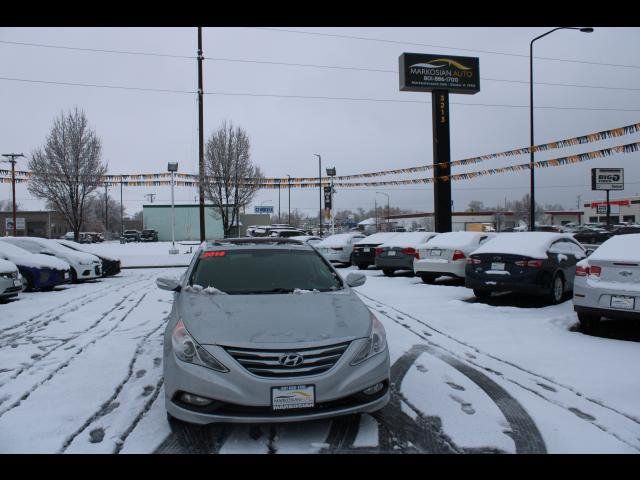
432 90 452 233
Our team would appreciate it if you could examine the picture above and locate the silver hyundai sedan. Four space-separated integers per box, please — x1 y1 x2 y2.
156 238 390 424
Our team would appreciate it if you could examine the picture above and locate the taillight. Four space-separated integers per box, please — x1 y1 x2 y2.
401 247 419 259
575 265 588 276
589 265 601 277
452 250 465 261
202 251 225 258
374 247 383 256
515 259 543 268
467 257 481 265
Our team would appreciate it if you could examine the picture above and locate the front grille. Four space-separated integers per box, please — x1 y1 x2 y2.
224 342 350 378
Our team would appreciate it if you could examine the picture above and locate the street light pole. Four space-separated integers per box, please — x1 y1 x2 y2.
168 162 179 254
1 153 24 237
376 192 389 231
530 26 593 232
314 154 322 235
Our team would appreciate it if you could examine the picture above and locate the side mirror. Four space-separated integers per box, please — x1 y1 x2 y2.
345 272 366 288
156 276 181 292
585 248 595 257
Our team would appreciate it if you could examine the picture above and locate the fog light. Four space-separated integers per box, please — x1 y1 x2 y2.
362 382 384 395
180 392 213 406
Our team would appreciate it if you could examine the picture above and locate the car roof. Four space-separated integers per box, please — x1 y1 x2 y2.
201 237 313 251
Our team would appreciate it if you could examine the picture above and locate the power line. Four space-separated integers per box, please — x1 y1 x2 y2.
250 27 640 70
202 56 640 93
0 40 194 59
2 76 640 113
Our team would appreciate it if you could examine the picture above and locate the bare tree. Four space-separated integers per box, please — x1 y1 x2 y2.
83 193 125 234
202 121 263 237
27 108 107 241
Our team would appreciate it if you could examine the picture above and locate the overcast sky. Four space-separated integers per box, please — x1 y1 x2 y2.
1 27 639 219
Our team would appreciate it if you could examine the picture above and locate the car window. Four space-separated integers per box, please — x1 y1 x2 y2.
189 249 343 294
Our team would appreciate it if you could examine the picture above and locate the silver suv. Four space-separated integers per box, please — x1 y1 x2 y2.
156 238 390 424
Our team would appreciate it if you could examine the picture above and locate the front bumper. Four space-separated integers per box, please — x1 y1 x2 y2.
164 340 390 424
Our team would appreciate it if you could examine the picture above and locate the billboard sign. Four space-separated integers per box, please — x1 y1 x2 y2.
254 206 273 214
5 217 25 231
399 53 480 94
591 168 624 190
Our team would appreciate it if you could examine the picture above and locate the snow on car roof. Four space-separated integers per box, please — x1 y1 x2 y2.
354 232 400 245
0 258 18 273
588 233 640 263
316 233 363 246
470 232 573 259
426 231 495 249
0 239 71 270
380 232 438 247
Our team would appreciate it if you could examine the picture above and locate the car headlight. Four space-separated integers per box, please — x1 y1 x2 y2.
172 319 229 372
350 313 387 366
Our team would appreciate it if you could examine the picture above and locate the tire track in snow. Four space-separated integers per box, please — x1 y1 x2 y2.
0 283 153 388
0 292 149 419
58 324 167 453
358 293 639 452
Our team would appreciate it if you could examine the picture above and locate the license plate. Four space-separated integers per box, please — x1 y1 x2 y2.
491 262 505 270
431 249 441 256
363 248 370 253
13 280 21 287
611 295 635 310
272 385 315 411
388 250 396 256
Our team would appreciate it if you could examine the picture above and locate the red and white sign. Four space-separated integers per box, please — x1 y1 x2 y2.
590 200 630 208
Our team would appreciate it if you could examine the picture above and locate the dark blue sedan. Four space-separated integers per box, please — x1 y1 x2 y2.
0 240 71 291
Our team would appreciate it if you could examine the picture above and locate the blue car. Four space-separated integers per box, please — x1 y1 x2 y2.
0 239 71 291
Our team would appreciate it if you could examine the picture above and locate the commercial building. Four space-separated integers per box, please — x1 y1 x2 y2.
387 211 517 232
142 203 271 240
581 195 640 224
0 210 69 238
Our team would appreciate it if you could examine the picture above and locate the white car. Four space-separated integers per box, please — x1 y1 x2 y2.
0 258 22 301
289 235 323 246
414 231 496 283
315 232 366 266
1 236 102 283
573 233 640 330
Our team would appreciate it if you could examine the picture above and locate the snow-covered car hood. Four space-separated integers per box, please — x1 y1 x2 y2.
354 233 400 246
0 258 18 274
380 232 439 249
425 232 496 251
56 240 119 262
315 234 361 248
177 288 371 348
0 241 71 270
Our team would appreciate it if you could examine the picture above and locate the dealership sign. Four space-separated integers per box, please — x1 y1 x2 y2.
254 206 273 214
399 53 480 94
591 168 624 190
5 217 25 230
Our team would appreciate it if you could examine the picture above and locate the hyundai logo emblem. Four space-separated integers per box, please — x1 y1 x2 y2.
619 271 633 277
278 353 304 367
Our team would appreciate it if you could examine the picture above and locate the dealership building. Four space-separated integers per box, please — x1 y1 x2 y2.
581 195 640 224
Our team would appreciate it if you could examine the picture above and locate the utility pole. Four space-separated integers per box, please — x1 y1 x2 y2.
197 27 206 242
1 153 24 236
104 183 109 239
314 154 322 235
120 180 124 237
278 182 281 223
287 174 291 225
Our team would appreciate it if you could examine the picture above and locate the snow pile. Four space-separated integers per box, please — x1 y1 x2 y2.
184 284 227 295
426 231 496 250
293 288 319 294
470 232 571 259
587 234 640 263
81 241 195 267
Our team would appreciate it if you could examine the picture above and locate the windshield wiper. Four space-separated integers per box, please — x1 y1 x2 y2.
237 288 295 294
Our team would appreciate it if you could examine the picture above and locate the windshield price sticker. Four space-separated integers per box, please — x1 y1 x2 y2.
272 385 315 410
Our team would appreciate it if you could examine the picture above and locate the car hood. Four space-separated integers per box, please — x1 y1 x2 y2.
178 289 371 348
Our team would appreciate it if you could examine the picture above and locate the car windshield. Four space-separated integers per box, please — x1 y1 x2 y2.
189 249 343 294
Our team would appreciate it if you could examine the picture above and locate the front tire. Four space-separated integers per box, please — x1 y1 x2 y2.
473 288 491 299
548 273 564 305
578 312 600 331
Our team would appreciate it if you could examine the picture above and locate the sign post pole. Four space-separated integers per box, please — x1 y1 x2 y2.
606 189 611 229
432 90 452 232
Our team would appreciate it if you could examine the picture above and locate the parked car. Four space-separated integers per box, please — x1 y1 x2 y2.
535 225 562 232
1 236 101 283
269 229 305 238
141 229 159 242
315 232 366 266
374 232 439 276
351 233 400 270
414 231 496 283
466 232 587 304
289 235 322 246
56 239 121 277
0 240 71 291
123 230 141 242
573 225 640 245
155 237 390 425
85 232 104 243
573 233 640 330
0 258 22 301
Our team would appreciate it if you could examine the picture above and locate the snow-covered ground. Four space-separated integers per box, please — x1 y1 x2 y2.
82 241 197 267
0 265 638 453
